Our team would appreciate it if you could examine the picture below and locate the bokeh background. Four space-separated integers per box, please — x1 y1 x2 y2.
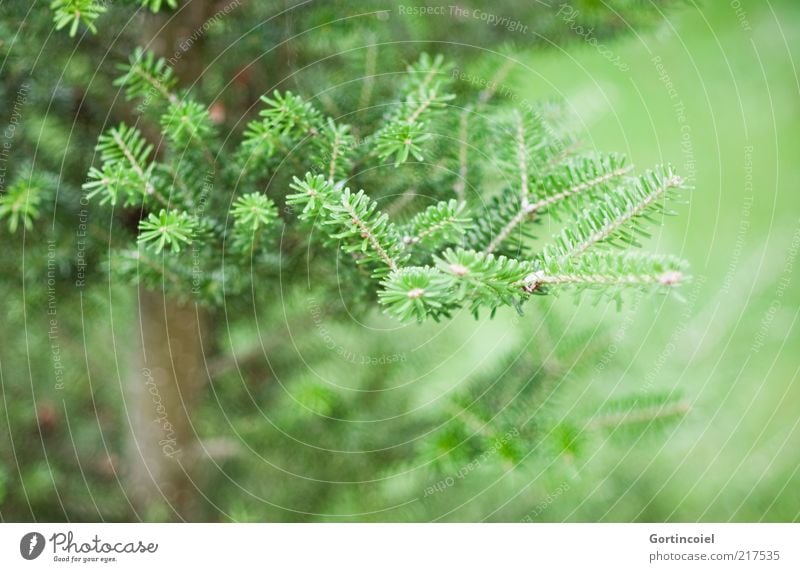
0 0 798 521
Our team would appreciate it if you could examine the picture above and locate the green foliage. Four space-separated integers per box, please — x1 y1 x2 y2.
83 123 159 207
493 107 575 195
465 187 533 256
287 173 336 222
50 0 176 37
231 193 277 233
547 167 686 258
230 193 279 253
529 251 688 294
587 391 688 437
139 0 177 12
373 121 431 166
259 91 321 137
239 118 278 166
379 248 537 322
378 266 454 322
0 175 46 233
50 0 107 37
435 248 533 316
400 199 469 252
237 91 325 173
372 53 454 166
0 165 54 234
113 47 178 105
325 188 404 278
161 99 215 147
532 153 631 217
137 209 198 253
5 0 711 523
314 118 356 183
81 47 688 317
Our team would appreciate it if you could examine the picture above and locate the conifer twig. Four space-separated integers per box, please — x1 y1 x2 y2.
406 90 436 124
586 400 689 430
513 110 530 202
483 163 632 255
386 187 417 216
531 164 632 213
523 269 684 289
478 59 516 104
564 172 683 258
109 129 168 206
339 196 398 272
359 41 377 112
130 62 179 105
483 209 529 255
452 108 470 202
328 127 345 183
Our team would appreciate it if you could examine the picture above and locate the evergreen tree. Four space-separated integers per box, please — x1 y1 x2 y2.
0 0 688 521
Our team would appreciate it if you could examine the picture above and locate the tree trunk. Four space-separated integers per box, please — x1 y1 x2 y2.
126 289 209 520
125 0 216 520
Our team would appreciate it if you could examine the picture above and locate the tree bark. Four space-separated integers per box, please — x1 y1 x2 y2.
127 289 209 520
125 0 216 520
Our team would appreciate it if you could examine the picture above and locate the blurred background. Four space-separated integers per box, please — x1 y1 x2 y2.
0 0 798 522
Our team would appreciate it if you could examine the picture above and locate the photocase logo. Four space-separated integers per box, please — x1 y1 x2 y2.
20 532 46 560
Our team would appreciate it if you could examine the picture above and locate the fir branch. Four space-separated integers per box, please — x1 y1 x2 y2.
524 252 687 293
466 188 533 257
483 208 529 255
452 107 470 202
359 40 378 112
238 119 278 166
328 125 345 183
50 0 107 36
137 209 199 253
316 119 354 184
532 154 632 214
587 400 689 430
373 121 430 166
477 107 582 255
236 91 324 173
259 90 321 137
484 154 632 254
96 123 151 167
586 392 689 431
0 178 44 233
230 193 278 254
287 173 338 222
231 193 277 232
406 87 437 125
84 163 136 206
400 199 469 250
372 53 454 166
435 248 532 317
74 46 690 318
378 266 453 322
139 0 177 11
109 127 162 203
550 167 685 259
114 48 178 105
494 106 573 184
88 123 171 207
338 195 398 271
161 99 214 148
477 59 516 104
326 188 401 275
407 53 448 96
513 110 530 202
